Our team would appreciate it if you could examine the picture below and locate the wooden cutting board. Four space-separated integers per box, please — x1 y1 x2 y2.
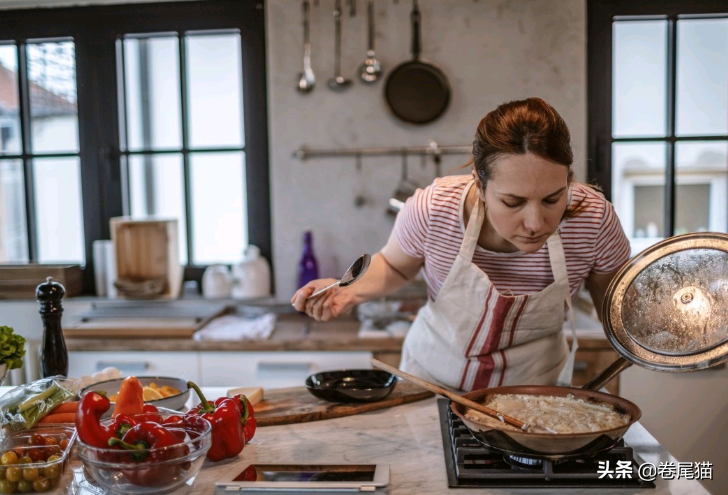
63 303 231 338
255 381 434 426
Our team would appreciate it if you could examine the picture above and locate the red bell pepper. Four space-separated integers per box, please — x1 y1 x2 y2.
231 394 256 442
186 381 246 462
108 422 188 487
76 392 117 448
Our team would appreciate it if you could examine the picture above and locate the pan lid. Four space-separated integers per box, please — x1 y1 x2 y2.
602 232 728 372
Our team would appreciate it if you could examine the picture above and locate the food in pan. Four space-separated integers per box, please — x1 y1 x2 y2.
464 393 631 433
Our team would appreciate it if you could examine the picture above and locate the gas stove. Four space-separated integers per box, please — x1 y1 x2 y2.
437 399 656 489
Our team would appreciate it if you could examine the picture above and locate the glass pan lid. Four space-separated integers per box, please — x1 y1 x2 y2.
602 232 728 372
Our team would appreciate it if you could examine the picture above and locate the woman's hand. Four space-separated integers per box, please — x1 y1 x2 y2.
290 279 359 321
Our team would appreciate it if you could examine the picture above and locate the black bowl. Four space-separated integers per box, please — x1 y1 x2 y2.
305 369 397 403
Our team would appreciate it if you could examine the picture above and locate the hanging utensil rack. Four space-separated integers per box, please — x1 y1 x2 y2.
292 142 471 160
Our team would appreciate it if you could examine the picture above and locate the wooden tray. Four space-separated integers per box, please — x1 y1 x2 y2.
255 381 434 426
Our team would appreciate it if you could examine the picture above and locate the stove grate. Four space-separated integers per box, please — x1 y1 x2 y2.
437 399 656 488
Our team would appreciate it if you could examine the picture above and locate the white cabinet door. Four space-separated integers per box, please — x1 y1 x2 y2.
67 351 200 383
198 351 373 388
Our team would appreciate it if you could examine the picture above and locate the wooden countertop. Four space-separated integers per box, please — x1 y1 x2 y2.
65 313 612 353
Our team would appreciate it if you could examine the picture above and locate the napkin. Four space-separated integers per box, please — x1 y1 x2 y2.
193 313 276 341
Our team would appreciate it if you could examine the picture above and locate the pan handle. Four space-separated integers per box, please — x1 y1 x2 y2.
582 356 633 392
410 0 421 60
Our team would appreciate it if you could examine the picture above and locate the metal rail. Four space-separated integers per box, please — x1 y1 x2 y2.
292 142 472 160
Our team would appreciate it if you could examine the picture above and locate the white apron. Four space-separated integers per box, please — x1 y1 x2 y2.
400 181 578 392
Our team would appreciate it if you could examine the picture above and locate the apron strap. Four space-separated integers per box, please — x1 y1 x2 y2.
460 182 484 261
547 233 579 386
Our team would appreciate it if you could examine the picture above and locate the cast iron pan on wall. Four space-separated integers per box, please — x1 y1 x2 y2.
384 0 451 125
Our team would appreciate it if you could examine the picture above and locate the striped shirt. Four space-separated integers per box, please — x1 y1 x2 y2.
394 175 631 302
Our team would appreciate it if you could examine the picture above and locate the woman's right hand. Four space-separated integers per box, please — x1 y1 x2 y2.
290 279 359 322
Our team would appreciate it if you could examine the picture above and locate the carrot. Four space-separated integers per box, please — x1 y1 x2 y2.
112 376 144 418
48 401 79 415
37 412 76 424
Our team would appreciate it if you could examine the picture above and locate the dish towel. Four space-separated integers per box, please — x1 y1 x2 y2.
193 313 276 341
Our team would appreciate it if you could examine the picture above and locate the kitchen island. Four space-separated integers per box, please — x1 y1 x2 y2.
54 391 709 494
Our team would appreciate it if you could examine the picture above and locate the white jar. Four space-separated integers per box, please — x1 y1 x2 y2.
202 265 233 299
232 245 271 299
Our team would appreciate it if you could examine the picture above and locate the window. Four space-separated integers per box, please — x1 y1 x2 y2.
587 1 728 255
0 0 270 290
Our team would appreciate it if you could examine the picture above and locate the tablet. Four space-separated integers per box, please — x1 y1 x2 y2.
215 463 389 492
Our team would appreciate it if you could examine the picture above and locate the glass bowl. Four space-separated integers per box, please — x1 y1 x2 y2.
77 409 211 494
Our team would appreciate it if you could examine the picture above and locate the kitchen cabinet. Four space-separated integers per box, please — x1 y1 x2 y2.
570 345 621 395
67 351 201 384
198 351 373 388
67 350 373 389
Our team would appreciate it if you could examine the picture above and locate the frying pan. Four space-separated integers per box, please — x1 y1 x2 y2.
451 232 728 460
384 0 450 125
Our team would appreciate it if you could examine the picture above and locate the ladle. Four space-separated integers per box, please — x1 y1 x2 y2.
370 358 555 434
358 1 382 83
297 0 315 93
306 254 371 300
327 0 352 91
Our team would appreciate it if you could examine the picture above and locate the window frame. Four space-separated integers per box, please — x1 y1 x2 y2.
0 0 271 293
587 0 728 238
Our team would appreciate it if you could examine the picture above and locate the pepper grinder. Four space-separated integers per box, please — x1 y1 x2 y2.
36 276 69 377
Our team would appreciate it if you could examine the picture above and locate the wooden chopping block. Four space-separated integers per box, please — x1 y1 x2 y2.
253 381 433 426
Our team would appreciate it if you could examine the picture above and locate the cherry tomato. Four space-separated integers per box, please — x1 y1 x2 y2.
42 463 60 480
16 456 31 465
38 446 61 460
0 479 16 494
27 449 44 463
32 477 50 492
21 466 38 482
5 466 21 483
44 437 58 446
0 452 17 466
16 479 32 493
59 439 69 451
28 433 45 447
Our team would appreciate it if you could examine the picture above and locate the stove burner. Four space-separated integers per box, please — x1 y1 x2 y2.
438 399 656 489
504 454 543 469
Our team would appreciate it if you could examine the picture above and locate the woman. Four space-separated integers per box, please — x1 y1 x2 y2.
291 98 630 392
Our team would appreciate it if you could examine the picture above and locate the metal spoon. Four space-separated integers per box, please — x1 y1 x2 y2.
358 1 382 83
327 0 352 91
297 0 315 93
306 254 371 300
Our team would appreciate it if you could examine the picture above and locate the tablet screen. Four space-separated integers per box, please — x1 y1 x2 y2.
233 464 377 483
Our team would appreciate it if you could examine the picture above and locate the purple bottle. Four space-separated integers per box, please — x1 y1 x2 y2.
298 231 319 288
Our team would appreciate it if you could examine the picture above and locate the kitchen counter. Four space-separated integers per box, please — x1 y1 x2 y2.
52 391 709 495
64 314 609 353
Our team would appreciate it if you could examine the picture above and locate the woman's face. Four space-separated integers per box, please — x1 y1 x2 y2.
474 153 569 253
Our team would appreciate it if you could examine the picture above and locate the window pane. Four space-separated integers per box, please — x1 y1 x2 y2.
128 154 187 264
675 141 727 234
0 44 21 155
123 36 182 151
612 142 667 255
676 19 728 136
613 21 667 138
190 152 246 264
186 33 243 148
28 40 78 153
0 159 28 262
33 157 84 263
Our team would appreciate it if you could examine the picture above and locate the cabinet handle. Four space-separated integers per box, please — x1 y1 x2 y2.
96 361 150 373
573 361 589 372
256 361 313 375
